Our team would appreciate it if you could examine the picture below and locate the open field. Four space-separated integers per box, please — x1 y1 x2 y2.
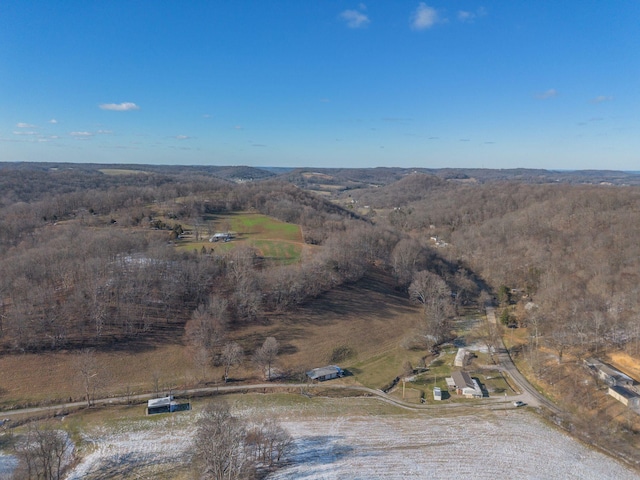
0 270 422 407
39 395 640 479
175 211 305 263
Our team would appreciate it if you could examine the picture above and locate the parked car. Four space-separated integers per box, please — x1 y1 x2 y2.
513 400 525 407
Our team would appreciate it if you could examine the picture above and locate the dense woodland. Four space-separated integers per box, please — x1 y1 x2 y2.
2 162 640 372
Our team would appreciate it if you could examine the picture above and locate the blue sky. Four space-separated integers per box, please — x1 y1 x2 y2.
1 1 638 170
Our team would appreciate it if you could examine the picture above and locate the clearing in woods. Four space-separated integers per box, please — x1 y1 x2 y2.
176 212 306 264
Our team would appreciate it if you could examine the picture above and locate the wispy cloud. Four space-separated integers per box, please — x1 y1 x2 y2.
411 3 439 30
99 102 140 111
49 118 58 124
536 89 558 99
320 98 330 103
96 129 113 134
174 135 191 140
590 95 613 104
233 125 244 130
13 130 38 136
16 122 36 128
458 7 487 23
70 131 94 137
340 9 370 28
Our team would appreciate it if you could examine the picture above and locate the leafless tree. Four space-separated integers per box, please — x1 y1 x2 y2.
221 342 244 383
253 337 279 381
193 402 254 480
390 237 422 287
74 348 100 407
14 422 71 480
409 270 454 345
246 418 293 467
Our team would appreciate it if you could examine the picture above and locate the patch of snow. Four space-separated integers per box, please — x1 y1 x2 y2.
64 404 639 480
0 453 18 478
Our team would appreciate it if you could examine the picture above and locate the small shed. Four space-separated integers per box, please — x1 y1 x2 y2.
454 348 470 367
433 386 442 401
147 395 191 415
306 365 344 382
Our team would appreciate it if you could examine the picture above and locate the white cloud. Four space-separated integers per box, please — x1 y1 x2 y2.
49 118 58 124
96 129 113 134
13 130 38 135
411 3 439 30
175 135 191 140
591 95 613 104
536 89 558 99
233 125 244 130
16 122 36 128
340 9 370 28
458 7 487 23
70 131 94 137
99 102 140 111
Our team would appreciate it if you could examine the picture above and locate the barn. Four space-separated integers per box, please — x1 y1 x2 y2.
147 395 191 415
608 386 640 408
306 365 344 382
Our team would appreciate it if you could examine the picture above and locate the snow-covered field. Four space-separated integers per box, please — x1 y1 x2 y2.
62 401 638 479
272 412 638 479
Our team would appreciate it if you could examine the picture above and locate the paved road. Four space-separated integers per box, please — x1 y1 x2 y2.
486 307 562 414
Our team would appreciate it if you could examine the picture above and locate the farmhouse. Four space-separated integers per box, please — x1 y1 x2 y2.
306 365 344 382
448 371 483 398
584 358 634 387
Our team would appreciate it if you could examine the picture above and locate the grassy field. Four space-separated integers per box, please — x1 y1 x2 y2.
0 269 423 408
174 212 305 264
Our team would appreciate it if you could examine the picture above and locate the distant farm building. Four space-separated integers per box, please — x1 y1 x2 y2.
608 386 640 408
306 365 344 382
147 395 191 415
209 232 234 242
448 371 483 398
584 358 634 387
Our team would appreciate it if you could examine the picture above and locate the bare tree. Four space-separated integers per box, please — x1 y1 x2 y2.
390 237 422 287
246 418 294 467
409 271 454 345
14 422 71 480
185 296 229 378
193 402 254 480
253 337 279 381
74 348 100 407
221 342 244 383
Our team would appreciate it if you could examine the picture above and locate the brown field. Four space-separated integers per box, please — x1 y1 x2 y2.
0 269 422 407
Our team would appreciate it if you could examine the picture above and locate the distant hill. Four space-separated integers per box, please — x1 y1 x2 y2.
348 173 445 208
